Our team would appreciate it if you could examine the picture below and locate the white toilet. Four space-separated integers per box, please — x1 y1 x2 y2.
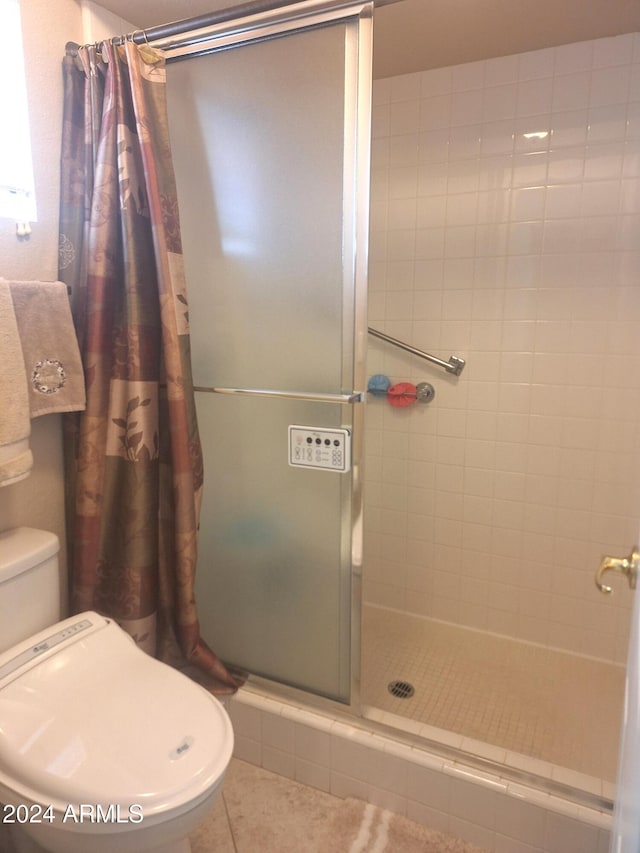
0 527 234 853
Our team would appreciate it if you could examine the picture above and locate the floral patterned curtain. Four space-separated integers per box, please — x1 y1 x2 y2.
58 38 244 693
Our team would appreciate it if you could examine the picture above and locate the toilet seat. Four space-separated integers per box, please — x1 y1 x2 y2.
0 612 233 827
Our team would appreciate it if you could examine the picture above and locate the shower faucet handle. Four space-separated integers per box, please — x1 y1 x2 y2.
595 546 639 594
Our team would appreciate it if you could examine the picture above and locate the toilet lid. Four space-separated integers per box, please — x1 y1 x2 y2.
0 613 233 817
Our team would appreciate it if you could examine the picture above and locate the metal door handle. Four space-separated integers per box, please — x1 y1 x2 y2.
194 386 364 404
595 546 639 594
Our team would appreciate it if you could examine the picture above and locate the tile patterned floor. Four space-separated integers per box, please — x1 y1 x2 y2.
361 605 625 782
189 758 488 853
189 758 343 852
0 759 487 853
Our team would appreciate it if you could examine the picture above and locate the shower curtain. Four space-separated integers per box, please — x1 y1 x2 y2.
58 38 243 693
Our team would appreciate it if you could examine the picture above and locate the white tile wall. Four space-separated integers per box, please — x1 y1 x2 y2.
227 688 612 853
365 33 640 664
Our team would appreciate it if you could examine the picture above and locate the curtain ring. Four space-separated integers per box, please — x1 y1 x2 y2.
131 29 150 47
79 42 102 72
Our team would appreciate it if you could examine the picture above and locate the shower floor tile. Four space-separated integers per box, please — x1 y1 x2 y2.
361 605 625 783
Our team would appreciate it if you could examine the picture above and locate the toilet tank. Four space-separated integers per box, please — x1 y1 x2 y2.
0 527 60 653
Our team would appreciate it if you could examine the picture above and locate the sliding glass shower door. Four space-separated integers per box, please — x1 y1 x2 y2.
166 1 372 701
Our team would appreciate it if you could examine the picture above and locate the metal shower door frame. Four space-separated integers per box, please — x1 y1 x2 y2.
165 0 373 707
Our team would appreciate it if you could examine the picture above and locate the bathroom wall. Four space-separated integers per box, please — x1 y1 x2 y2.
364 33 640 664
81 0 132 42
0 0 84 582
0 1 133 585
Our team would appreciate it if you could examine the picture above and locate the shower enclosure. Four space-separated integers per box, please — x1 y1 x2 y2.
165 0 372 704
160 0 640 822
361 32 640 800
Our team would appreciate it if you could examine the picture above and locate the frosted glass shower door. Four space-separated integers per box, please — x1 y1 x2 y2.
166 1 372 702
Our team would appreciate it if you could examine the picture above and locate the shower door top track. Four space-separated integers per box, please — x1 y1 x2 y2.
111 0 402 50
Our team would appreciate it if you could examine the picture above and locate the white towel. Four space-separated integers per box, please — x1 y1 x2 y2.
0 282 32 486
9 281 85 417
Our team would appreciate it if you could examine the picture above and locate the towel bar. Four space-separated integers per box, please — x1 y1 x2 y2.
368 327 465 376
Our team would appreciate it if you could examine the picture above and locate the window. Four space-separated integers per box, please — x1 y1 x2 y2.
0 0 36 222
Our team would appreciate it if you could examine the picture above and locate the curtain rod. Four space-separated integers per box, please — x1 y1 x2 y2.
110 0 404 47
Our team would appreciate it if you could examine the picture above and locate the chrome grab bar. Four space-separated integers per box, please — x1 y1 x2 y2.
194 386 364 404
595 546 639 594
368 327 465 376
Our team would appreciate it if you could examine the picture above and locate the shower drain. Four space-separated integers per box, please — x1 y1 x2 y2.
387 679 415 699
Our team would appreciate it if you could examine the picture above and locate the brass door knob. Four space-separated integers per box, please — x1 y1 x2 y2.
595 546 639 594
